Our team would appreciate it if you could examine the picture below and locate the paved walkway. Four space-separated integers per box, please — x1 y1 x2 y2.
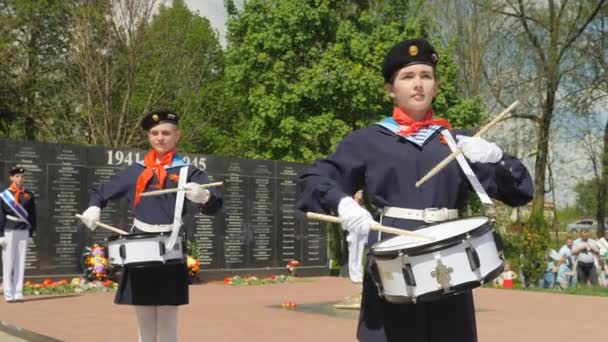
0 277 606 341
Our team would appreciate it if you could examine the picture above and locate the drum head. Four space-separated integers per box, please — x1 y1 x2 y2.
372 217 490 253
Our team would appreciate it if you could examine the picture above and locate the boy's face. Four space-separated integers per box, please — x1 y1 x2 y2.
9 173 24 188
147 123 180 155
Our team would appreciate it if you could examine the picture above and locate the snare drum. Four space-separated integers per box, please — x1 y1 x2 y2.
107 232 184 267
370 216 503 304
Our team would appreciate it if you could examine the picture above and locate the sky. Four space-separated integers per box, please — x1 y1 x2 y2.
183 0 606 209
185 0 233 46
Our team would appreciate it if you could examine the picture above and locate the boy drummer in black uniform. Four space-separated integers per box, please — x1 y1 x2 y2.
297 39 533 342
0 166 36 303
79 110 222 342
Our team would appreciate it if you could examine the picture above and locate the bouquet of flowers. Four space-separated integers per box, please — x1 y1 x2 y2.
82 244 109 281
187 255 201 277
287 260 300 276
186 239 202 280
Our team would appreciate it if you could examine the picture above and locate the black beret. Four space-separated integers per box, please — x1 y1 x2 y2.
140 110 179 130
9 166 25 176
382 38 439 83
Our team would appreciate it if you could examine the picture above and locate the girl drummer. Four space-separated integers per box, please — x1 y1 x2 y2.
79 110 222 342
297 38 533 342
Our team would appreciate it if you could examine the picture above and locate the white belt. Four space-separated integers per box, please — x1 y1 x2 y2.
6 215 25 222
133 219 174 233
382 207 458 223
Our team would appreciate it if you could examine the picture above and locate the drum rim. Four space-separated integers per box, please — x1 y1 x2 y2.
371 216 493 258
107 232 174 241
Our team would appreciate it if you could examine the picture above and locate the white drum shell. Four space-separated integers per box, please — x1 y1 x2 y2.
371 217 503 303
376 230 502 301
108 234 183 267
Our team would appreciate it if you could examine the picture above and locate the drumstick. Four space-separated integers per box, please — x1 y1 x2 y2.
140 181 224 197
75 214 130 235
415 101 519 188
306 212 434 240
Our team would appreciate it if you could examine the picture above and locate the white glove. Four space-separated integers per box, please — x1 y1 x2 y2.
338 196 375 235
0 237 6 248
184 183 211 204
80 206 101 231
456 135 503 163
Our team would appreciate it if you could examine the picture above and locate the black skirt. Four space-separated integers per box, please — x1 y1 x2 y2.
114 262 189 306
357 259 478 342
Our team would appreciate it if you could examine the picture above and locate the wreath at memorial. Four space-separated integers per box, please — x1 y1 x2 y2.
82 243 110 281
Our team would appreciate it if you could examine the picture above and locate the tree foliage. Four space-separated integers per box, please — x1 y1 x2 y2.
0 0 74 140
65 0 225 148
224 0 484 162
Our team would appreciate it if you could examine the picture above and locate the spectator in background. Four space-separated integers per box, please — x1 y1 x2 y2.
539 249 560 288
597 259 608 287
572 228 600 286
500 261 517 288
555 255 575 289
558 236 577 287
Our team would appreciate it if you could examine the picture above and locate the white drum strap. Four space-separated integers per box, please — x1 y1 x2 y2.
440 130 494 206
165 166 189 250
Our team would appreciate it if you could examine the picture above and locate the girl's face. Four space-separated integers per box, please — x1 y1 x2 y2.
504 263 511 271
386 64 438 120
147 123 180 155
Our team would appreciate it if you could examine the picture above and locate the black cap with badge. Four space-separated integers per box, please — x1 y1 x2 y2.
140 110 180 130
382 38 439 83
9 166 25 176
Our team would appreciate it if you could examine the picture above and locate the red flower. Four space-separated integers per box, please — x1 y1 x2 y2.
43 278 54 286
281 300 297 309
223 277 232 284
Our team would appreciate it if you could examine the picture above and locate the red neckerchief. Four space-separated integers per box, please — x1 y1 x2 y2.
134 149 175 206
10 183 28 204
393 106 452 136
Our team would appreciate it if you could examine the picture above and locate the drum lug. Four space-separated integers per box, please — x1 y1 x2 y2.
402 264 417 287
159 241 166 256
119 245 126 259
466 247 481 271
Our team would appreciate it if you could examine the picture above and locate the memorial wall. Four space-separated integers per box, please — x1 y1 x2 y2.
0 138 327 278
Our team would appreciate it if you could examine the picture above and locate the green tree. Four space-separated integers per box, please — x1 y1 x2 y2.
0 0 74 141
573 178 608 217
66 0 225 149
224 0 485 162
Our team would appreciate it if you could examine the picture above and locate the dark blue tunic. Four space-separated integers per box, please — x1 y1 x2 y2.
297 122 533 342
89 155 222 306
0 189 36 237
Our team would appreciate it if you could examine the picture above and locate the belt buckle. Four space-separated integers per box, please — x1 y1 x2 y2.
422 208 447 223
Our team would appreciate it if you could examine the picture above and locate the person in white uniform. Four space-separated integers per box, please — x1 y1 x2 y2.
0 166 36 303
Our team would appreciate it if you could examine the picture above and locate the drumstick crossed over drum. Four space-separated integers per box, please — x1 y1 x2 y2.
306 212 434 240
76 181 224 235
415 101 519 188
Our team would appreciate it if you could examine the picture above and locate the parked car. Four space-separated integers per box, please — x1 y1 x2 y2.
566 218 608 234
